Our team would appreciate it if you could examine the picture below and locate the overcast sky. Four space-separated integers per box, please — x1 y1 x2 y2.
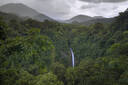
0 0 128 20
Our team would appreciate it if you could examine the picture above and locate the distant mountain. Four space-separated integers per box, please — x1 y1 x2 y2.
65 14 114 25
126 8 128 11
33 14 53 22
66 15 106 23
80 18 115 26
66 15 92 23
0 11 23 22
0 3 54 21
0 3 39 17
93 16 104 19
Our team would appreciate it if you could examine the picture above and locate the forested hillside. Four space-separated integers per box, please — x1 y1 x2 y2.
0 9 128 85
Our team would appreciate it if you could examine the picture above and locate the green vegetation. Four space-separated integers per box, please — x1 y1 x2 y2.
0 10 128 85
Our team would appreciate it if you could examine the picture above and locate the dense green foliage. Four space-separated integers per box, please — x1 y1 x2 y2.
0 10 128 85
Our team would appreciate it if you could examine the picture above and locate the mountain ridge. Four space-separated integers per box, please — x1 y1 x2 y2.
0 3 54 21
66 14 107 23
66 15 92 23
0 3 115 24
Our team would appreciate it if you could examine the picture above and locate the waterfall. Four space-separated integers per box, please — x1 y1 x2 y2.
70 48 75 67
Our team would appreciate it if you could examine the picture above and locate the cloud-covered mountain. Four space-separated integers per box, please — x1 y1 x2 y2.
0 3 39 17
0 11 23 22
0 3 54 21
33 14 54 22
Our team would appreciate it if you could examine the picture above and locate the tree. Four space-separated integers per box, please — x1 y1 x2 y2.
0 28 54 74
51 62 66 84
34 72 63 85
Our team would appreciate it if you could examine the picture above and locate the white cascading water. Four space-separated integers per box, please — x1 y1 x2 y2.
70 48 75 67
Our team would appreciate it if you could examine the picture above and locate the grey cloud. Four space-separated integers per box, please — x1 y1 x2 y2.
80 0 127 3
80 4 97 9
77 1 128 18
0 0 128 20
30 0 72 19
